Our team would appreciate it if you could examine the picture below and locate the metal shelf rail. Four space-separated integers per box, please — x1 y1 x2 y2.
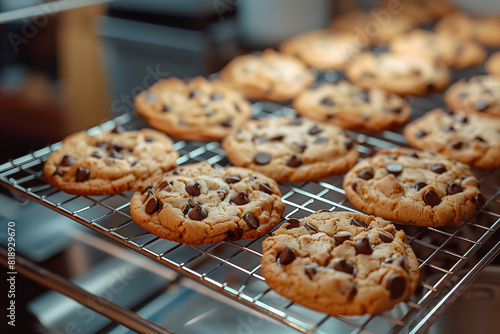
1 85 499 333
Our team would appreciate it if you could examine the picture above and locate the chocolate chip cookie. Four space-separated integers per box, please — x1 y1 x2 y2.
443 75 500 118
343 148 485 227
43 125 179 195
404 108 500 169
279 29 365 71
293 81 411 131
436 13 500 48
129 162 285 245
222 116 359 183
330 9 418 46
389 30 486 69
376 0 457 25
486 51 500 77
134 76 252 141
345 52 451 96
219 49 315 102
261 211 420 315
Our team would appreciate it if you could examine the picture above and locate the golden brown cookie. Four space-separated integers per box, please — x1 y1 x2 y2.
486 51 500 77
43 125 179 195
261 211 420 315
376 0 457 25
134 76 252 141
130 162 285 245
436 13 500 48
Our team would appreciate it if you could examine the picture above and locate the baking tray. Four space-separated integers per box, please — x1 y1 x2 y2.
1 69 499 334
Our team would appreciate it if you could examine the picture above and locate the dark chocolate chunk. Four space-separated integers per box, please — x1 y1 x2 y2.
304 222 318 233
189 90 200 98
308 125 323 135
386 163 403 176
304 265 318 280
423 190 441 207
225 175 241 184
185 182 201 196
443 125 454 133
474 193 486 207
182 205 190 216
112 142 124 153
350 218 368 228
244 213 259 229
416 182 427 191
320 97 335 106
354 237 372 255
53 167 64 177
333 233 352 245
278 246 296 265
378 232 394 243
91 151 101 159
406 152 419 159
285 219 301 229
474 136 486 143
109 149 122 159
446 183 463 195
348 285 358 300
252 136 267 143
289 117 303 125
60 155 76 167
286 155 303 167
172 167 182 175
188 198 200 208
344 138 355 150
75 167 90 182
231 191 249 205
145 198 160 215
269 135 284 141
162 104 171 112
351 181 358 192
226 228 243 241
357 90 370 102
254 152 272 165
475 100 489 111
334 259 356 275
414 130 427 138
457 115 468 124
386 274 406 299
259 183 273 194
222 118 232 127
313 137 328 145
430 164 447 174
210 92 222 100
296 143 307 153
358 168 374 180
188 205 208 220
450 141 463 149
158 180 171 190
326 113 335 120
390 106 402 114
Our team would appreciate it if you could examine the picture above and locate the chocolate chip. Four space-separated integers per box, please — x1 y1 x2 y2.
351 181 358 192
406 152 420 159
145 198 160 215
171 167 182 175
430 164 447 174
158 180 171 190
386 163 403 176
443 125 455 133
357 91 369 102
252 136 267 143
112 143 124 153
188 198 201 208
416 182 427 191
231 191 249 205
304 222 318 233
296 143 307 153
234 103 241 112
475 100 489 111
91 151 101 159
286 155 302 167
289 117 303 125
334 259 356 275
386 274 406 299
182 205 190 216
60 155 76 166
450 141 463 149
189 90 200 98
333 233 352 245
225 175 241 184
259 183 273 194
344 138 354 150
349 285 358 300
423 190 441 207
244 213 259 229
308 125 323 135
53 167 63 176
285 219 301 229
269 135 284 141
188 205 208 220
304 265 318 280
326 114 335 120
474 136 486 143
415 130 427 138
278 246 296 265
378 232 394 243
390 106 402 114
254 152 271 165
457 115 468 124
474 193 486 207
210 92 222 100
358 168 374 180
162 104 171 112
457 92 468 99
320 97 335 106
354 237 372 255
350 218 368 228
112 123 126 133
75 167 90 182
185 182 201 196
446 183 463 195
222 118 232 127
313 137 328 145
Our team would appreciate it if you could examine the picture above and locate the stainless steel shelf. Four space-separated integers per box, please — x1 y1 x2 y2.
1 76 499 333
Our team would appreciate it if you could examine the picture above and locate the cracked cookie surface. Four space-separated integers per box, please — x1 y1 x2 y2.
404 108 500 169
43 125 179 195
222 116 359 183
134 76 252 141
219 49 315 102
130 162 285 245
293 81 411 131
343 148 485 227
261 211 420 315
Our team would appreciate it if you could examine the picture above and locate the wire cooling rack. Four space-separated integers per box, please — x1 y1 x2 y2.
1 71 500 333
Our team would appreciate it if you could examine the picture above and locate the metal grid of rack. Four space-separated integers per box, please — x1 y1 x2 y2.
1 76 499 333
